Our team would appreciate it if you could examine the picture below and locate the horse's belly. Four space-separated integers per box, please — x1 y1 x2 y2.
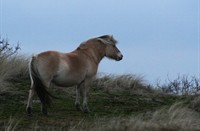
51 59 87 87
52 73 84 87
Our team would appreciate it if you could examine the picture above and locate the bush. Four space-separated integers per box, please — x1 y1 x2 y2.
156 75 200 95
0 37 28 93
0 37 20 64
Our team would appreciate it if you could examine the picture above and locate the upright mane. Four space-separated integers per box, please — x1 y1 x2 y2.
77 35 117 50
97 35 117 45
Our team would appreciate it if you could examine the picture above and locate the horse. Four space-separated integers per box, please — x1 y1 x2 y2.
26 35 123 116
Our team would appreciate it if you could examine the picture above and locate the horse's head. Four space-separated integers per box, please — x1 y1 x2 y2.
97 35 123 61
105 43 123 61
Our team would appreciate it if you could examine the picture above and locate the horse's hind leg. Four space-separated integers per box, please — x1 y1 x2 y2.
41 104 48 115
26 87 35 116
41 81 52 115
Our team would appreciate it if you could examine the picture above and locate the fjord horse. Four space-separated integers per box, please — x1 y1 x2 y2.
26 35 123 115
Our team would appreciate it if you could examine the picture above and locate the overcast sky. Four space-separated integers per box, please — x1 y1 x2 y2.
0 0 199 84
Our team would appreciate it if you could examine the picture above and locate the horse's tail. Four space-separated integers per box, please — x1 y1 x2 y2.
29 56 54 107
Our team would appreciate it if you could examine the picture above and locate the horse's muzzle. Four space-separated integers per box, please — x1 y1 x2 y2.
117 53 123 61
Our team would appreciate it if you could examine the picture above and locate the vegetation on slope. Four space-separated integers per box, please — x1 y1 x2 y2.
0 39 200 130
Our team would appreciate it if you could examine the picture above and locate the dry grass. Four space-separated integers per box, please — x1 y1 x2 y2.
4 117 21 131
93 74 155 95
0 55 29 93
3 103 200 131
89 103 200 131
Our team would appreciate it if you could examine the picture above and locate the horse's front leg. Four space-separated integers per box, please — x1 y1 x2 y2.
82 88 89 113
82 79 91 113
75 84 81 111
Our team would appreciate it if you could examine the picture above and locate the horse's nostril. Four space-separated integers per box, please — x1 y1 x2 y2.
119 55 123 60
117 55 123 61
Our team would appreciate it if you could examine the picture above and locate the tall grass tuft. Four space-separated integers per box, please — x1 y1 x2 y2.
90 103 200 131
93 74 154 95
0 55 29 93
3 103 200 131
4 117 21 131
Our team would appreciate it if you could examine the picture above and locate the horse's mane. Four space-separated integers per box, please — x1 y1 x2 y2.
97 35 117 45
77 35 117 50
98 35 110 39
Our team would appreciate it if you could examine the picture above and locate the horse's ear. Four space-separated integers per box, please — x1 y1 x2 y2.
109 35 117 44
110 35 113 39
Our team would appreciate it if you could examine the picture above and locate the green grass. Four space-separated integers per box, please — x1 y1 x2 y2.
0 77 190 130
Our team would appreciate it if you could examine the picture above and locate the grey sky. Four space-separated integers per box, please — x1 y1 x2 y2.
1 0 199 84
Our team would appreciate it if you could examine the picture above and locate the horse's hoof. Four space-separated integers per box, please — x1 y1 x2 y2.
42 108 48 116
26 107 32 116
42 112 49 116
84 110 90 113
75 104 82 111
27 113 33 117
83 108 90 113
42 111 48 116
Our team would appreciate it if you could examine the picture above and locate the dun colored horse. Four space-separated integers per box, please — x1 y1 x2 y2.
26 35 123 115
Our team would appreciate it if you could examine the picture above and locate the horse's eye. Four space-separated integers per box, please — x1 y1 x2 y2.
113 45 116 47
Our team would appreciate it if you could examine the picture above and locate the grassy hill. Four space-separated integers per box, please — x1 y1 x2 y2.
0 41 199 130
0 70 200 130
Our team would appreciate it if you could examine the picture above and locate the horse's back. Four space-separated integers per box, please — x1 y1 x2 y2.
36 51 61 61
33 50 87 86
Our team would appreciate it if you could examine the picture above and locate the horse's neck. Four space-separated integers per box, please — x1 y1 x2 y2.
74 42 106 65
76 47 105 65
83 49 103 65
90 44 106 64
